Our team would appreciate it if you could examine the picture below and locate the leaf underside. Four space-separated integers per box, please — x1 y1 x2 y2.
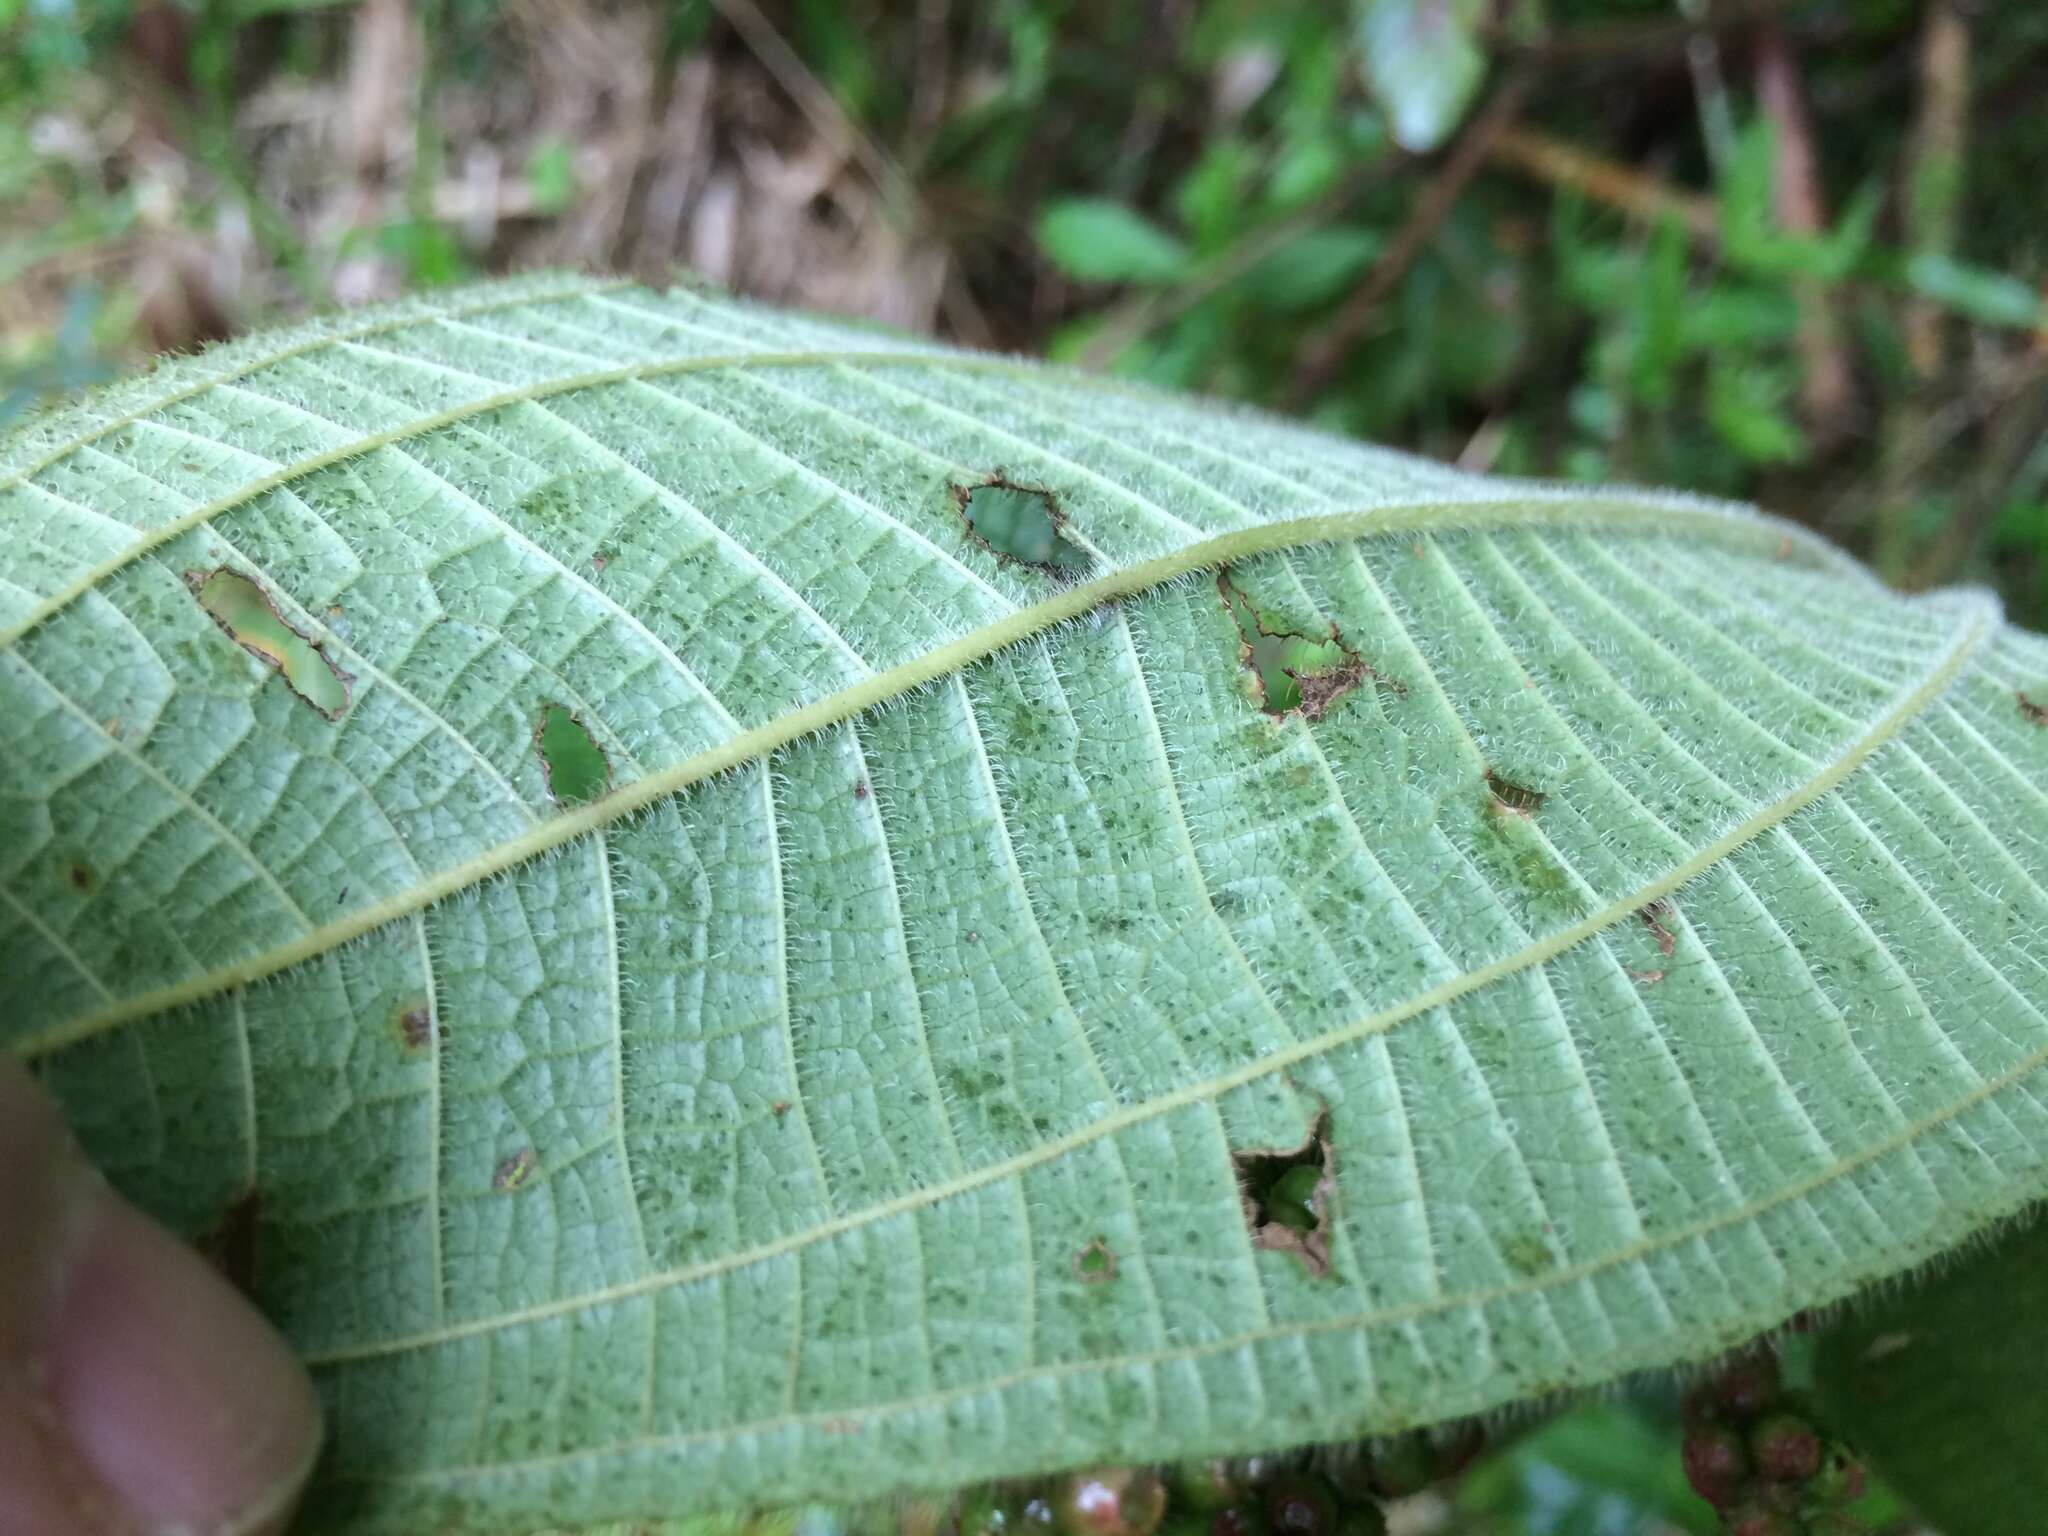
2 275 2045 1534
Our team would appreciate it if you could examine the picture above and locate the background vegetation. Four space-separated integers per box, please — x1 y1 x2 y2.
4 0 2042 1530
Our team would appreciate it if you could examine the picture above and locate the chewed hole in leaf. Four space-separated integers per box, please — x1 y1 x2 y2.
954 479 1092 576
1484 768 1547 816
1217 571 1372 720
535 704 610 806
186 569 352 719
1071 1239 1117 1285
1232 1111 1334 1276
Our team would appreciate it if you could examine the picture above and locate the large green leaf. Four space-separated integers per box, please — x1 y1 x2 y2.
1814 1209 2048 1536
4 274 2046 1533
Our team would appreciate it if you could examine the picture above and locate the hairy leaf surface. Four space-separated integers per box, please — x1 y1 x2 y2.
3 275 2045 1533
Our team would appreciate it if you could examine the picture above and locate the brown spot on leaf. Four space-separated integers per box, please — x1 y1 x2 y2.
2020 691 2047 727
771 1100 790 1118
392 997 435 1054
1640 899 1678 956
1626 967 1666 986
1484 769 1546 817
102 716 123 739
185 568 352 719
65 861 94 893
852 778 869 801
493 1147 538 1193
1232 1110 1335 1277
1072 1238 1117 1285
200 1189 262 1298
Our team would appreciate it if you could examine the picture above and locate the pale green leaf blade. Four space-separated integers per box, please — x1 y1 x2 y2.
3 276 2047 1535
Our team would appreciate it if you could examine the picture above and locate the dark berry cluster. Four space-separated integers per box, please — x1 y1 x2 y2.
1680 1350 1869 1536
945 1424 1485 1536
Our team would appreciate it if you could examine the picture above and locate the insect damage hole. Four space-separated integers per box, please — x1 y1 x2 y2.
953 478 1093 576
1071 1238 1117 1285
1217 571 1374 721
1483 769 1547 817
1232 1111 1336 1276
534 704 610 806
186 569 352 719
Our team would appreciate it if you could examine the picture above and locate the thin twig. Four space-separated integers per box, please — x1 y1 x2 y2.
1485 126 1720 239
1876 0 1972 581
1678 0 1741 177
1756 22 1851 442
1285 63 1537 408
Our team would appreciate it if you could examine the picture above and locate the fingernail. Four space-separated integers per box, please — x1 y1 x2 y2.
47 1190 323 1535
2 1062 322 1535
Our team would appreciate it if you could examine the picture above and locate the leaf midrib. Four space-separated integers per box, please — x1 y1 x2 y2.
13 492 1870 1057
295 587 1996 1369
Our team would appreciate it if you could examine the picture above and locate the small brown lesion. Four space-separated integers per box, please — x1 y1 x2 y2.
1483 768 1547 817
64 860 95 893
1639 899 1678 956
493 1147 538 1193
1232 1110 1336 1277
391 996 436 1055
2020 691 2047 728
1071 1238 1118 1285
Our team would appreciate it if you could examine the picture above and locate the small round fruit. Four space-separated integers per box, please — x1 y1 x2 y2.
1723 1503 1804 1536
958 1490 1013 1536
1262 1475 1339 1536
1713 1354 1782 1421
1430 1422 1485 1480
1808 1445 1867 1506
1749 1413 1823 1483
1054 1470 1168 1536
1366 1435 1435 1498
1172 1461 1244 1514
1681 1423 1750 1508
1316 1443 1375 1502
